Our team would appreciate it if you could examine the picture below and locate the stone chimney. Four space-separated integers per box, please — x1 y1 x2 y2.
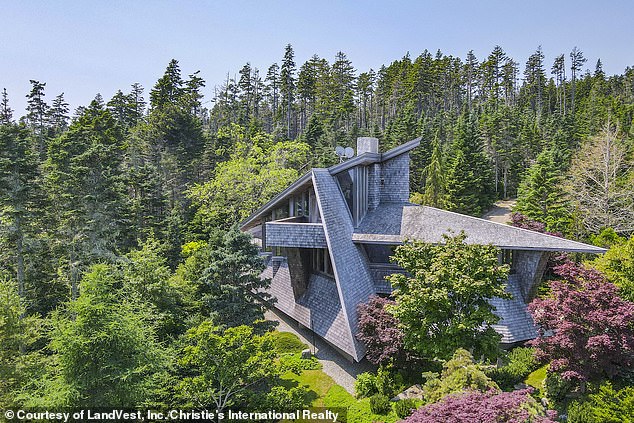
356 137 379 155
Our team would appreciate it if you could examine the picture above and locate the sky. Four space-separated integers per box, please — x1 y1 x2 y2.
2 0 633 116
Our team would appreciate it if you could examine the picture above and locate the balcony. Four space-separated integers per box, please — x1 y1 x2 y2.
265 217 328 248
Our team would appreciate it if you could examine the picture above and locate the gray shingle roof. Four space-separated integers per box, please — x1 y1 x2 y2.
312 168 376 361
239 138 421 230
354 203 606 253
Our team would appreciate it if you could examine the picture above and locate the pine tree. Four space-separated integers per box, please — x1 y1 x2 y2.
0 124 41 300
128 83 146 125
24 80 49 158
445 114 495 216
48 93 69 135
1 88 13 124
522 47 547 113
150 59 183 110
570 47 587 113
45 100 127 298
264 63 280 132
331 51 356 131
552 54 567 113
420 134 446 207
515 149 571 233
280 44 296 139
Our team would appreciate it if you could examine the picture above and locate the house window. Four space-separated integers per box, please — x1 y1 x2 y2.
311 248 334 278
272 202 289 220
336 170 354 215
364 244 396 264
294 191 309 217
335 166 369 227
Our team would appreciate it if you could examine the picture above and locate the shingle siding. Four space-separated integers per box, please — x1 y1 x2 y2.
491 275 538 344
313 169 376 361
380 154 410 203
266 222 327 248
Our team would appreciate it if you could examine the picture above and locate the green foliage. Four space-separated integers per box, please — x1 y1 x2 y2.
489 347 539 391
388 232 510 361
394 398 418 419
445 114 495 216
369 393 392 415
544 371 573 403
591 235 634 301
196 227 272 329
375 365 404 397
0 276 42 408
123 237 185 340
278 353 321 374
421 349 498 404
355 372 378 398
266 330 308 354
34 264 163 408
567 383 634 423
178 322 276 412
515 149 571 233
265 385 311 412
189 137 309 230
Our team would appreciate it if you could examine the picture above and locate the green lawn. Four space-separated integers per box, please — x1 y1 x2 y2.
526 364 548 394
274 331 401 422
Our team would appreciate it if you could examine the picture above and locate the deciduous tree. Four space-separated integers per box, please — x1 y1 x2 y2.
388 232 510 361
528 260 634 384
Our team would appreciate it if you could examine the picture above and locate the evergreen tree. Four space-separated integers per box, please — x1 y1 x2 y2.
24 80 49 158
1 88 13 124
0 124 41 301
420 134 446 207
45 100 127 298
514 149 571 233
570 47 587 113
37 264 163 408
445 114 495 216
150 59 183 110
280 44 296 139
128 82 146 125
48 93 69 136
196 228 272 329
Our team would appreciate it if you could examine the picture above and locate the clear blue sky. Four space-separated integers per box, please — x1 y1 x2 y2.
2 0 633 116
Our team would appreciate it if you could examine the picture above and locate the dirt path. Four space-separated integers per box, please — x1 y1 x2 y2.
482 199 516 224
265 308 375 394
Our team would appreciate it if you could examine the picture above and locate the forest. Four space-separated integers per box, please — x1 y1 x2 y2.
1 44 633 421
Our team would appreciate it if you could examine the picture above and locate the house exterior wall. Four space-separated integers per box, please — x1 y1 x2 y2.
285 248 311 299
265 222 327 248
380 154 410 203
514 250 550 302
368 163 381 210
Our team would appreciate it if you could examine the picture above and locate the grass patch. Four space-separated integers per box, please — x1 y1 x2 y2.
268 331 309 354
526 364 548 394
348 398 400 423
281 369 337 407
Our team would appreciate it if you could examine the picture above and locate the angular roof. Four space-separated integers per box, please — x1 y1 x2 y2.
239 138 422 230
353 203 606 253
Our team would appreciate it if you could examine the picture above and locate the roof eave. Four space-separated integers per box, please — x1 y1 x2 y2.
239 170 313 229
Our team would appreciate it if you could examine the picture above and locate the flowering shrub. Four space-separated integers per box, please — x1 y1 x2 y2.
401 389 557 423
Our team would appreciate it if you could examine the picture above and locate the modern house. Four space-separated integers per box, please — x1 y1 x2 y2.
240 137 606 362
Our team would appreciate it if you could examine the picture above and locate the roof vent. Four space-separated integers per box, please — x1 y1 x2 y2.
357 137 379 155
